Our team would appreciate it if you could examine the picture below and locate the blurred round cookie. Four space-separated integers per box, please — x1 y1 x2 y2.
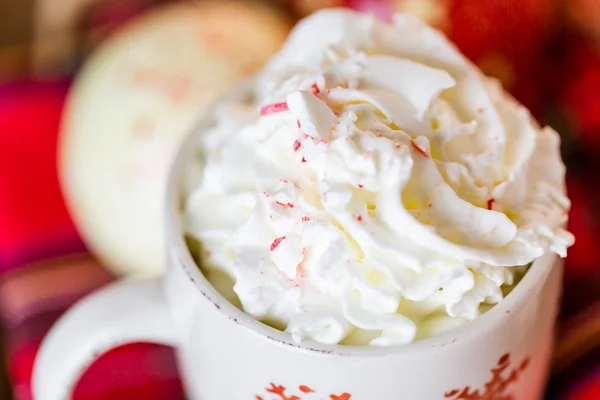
60 1 290 277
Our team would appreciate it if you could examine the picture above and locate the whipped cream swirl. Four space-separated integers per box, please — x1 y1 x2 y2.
184 9 574 346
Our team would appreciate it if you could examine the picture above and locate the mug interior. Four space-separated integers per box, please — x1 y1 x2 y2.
165 81 557 357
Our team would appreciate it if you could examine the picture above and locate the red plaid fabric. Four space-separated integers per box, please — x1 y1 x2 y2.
0 80 185 400
0 80 83 272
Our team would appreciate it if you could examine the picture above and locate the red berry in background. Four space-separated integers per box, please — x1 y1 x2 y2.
447 0 558 115
564 176 600 280
560 42 600 153
449 0 556 60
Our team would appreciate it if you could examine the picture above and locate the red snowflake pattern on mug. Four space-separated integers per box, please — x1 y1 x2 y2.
444 353 530 400
255 383 351 400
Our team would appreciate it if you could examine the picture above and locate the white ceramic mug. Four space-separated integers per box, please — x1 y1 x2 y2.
33 84 563 400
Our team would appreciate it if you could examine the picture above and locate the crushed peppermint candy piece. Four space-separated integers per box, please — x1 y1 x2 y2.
270 236 286 251
276 201 294 208
259 102 289 116
411 140 428 157
311 82 320 95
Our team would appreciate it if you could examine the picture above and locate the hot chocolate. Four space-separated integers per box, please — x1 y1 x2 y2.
183 9 573 347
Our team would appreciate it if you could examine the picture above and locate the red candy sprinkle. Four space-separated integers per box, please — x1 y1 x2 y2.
270 236 286 251
357 215 363 222
487 198 495 210
358 184 364 189
411 140 429 157
259 102 289 116
276 201 294 208
293 140 301 151
297 120 301 128
302 216 310 222
301 157 307 163
311 82 320 95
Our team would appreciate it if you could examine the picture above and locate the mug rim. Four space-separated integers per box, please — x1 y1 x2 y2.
165 81 557 357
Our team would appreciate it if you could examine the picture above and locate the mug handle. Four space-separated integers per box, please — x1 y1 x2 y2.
32 278 178 400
